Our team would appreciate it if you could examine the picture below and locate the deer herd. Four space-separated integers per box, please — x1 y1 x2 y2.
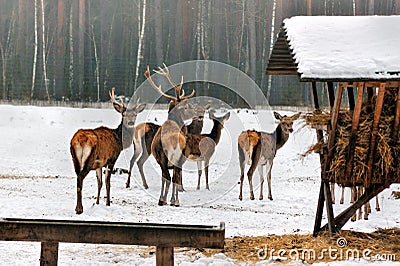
70 64 378 221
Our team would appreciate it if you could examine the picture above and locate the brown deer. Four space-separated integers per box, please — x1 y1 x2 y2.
70 88 145 214
238 111 300 201
185 110 230 190
125 104 209 189
145 64 196 206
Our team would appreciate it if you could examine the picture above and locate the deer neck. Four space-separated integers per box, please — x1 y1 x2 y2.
275 124 289 150
115 122 135 150
207 121 224 145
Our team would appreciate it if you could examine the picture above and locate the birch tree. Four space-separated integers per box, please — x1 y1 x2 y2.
31 0 38 99
134 0 146 92
41 0 50 100
266 0 277 100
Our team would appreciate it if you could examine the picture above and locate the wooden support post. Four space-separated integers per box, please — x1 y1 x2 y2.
365 83 386 188
344 82 365 182
40 242 59 266
313 82 341 237
320 185 385 231
156 246 174 266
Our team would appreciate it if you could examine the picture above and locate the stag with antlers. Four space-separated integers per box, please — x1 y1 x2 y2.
126 103 209 189
70 88 145 214
145 64 197 206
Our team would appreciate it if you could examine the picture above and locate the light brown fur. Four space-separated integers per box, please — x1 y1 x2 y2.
70 88 145 214
238 111 300 201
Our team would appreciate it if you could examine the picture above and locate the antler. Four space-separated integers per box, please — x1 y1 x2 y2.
109 87 125 108
144 66 177 101
153 63 195 101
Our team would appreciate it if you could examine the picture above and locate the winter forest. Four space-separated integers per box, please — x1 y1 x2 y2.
1 0 400 106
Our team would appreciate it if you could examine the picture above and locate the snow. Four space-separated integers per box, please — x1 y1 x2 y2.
283 16 400 80
0 104 399 265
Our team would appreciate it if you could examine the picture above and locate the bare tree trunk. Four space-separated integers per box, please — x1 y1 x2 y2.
31 0 38 99
134 0 146 91
91 24 100 102
154 0 163 65
368 0 375 14
1 8 15 100
237 0 245 69
41 0 50 101
395 0 400 14
56 0 65 99
247 1 256 80
266 0 277 101
68 4 74 98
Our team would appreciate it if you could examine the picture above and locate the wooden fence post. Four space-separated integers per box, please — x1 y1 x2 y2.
40 241 59 266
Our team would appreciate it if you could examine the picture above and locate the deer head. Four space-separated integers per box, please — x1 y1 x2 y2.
109 88 146 129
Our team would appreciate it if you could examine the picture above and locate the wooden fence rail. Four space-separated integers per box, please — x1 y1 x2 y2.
0 218 225 266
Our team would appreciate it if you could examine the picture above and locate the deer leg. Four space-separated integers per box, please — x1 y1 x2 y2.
351 186 357 221
238 147 246 201
340 186 345 204
267 161 273 200
160 169 171 206
375 196 380 211
330 183 335 204
197 161 203 190
126 147 141 188
137 152 150 189
258 165 264 200
247 142 261 201
205 160 210 190
96 168 103 205
75 167 90 214
105 164 114 206
357 186 363 220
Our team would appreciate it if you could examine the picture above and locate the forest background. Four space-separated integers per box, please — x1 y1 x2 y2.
1 0 400 106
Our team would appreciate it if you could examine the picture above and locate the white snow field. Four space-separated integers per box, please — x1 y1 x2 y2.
0 104 399 265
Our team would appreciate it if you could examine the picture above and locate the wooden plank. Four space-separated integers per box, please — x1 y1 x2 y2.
313 181 325 237
156 246 174 266
40 242 59 266
344 82 365 183
365 83 386 188
324 83 344 179
323 181 337 236
320 185 386 231
0 219 225 248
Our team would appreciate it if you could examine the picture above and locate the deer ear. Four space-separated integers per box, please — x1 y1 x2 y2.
135 104 146 113
291 112 301 120
113 102 126 114
223 112 231 121
209 109 216 119
273 111 283 120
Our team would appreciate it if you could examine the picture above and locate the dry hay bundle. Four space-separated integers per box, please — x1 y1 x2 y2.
304 88 400 186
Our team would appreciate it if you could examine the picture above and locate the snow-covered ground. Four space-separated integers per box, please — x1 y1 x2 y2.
0 104 399 265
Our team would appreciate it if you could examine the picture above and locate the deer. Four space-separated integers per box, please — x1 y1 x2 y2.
185 110 230 190
144 64 197 206
125 103 209 189
238 111 300 201
70 88 145 214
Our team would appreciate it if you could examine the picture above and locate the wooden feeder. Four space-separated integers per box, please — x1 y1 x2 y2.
266 16 400 236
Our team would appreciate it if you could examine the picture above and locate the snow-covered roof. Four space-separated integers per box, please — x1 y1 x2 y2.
267 16 400 81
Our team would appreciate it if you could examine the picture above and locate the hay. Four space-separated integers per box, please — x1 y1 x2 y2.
303 88 400 186
197 228 400 264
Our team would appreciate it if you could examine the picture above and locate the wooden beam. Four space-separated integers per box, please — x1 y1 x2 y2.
344 82 365 183
320 185 386 231
365 83 386 188
327 82 335 110
0 219 225 248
